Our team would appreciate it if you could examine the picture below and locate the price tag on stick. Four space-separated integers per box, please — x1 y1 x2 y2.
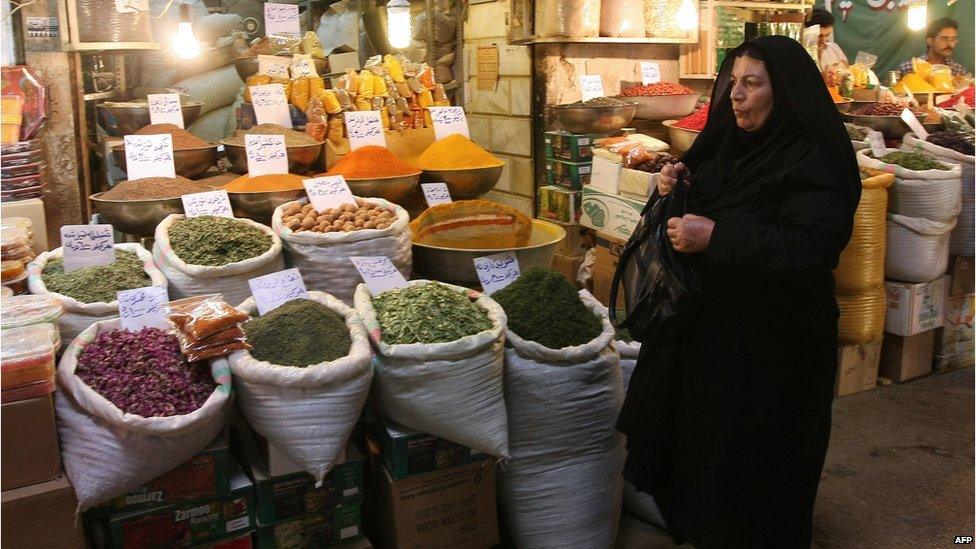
304 175 357 211
343 111 386 150
124 134 176 180
263 2 300 35
640 62 661 85
421 183 452 207
350 256 407 296
245 134 289 176
118 286 170 331
60 224 115 273
473 252 520 295
182 190 234 218
428 107 469 141
867 132 887 158
147 93 184 128
249 268 309 315
579 75 604 102
900 108 929 140
258 55 292 79
249 84 292 128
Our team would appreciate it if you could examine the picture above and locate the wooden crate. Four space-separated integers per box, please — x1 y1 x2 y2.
836 341 881 397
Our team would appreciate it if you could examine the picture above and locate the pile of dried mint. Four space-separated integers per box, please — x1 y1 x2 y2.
373 282 492 345
169 216 273 267
244 299 352 367
492 268 603 349
876 151 948 171
42 250 151 303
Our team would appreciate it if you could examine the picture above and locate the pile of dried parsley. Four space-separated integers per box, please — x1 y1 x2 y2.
168 216 273 267
42 250 151 303
372 282 492 345
243 299 352 367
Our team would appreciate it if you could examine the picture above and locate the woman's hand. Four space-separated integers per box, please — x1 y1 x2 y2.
658 162 691 196
666 214 715 254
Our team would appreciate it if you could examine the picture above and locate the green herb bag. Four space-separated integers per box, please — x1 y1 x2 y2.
230 291 373 484
856 148 963 222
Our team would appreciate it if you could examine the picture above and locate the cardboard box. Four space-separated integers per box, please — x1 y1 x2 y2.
544 131 596 162
551 252 585 287
884 277 947 336
368 416 488 480
580 184 644 241
551 220 593 257
934 292 974 373
198 531 255 548
1 394 60 490
538 185 581 223
546 158 592 190
254 503 363 548
618 167 656 199
591 232 628 309
261 439 303 478
327 51 361 75
836 342 881 396
2 476 85 549
880 330 935 382
947 255 974 296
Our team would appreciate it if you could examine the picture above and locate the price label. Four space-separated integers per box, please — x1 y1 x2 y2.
263 2 300 35
249 268 309 315
591 156 621 194
350 256 407 296
304 175 357 211
182 190 234 218
249 83 292 128
473 252 520 295
421 182 452 207
291 55 318 78
641 62 661 85
867 132 887 158
579 75 604 102
900 108 929 140
147 93 184 128
428 106 469 141
60 224 115 273
258 55 291 79
123 134 176 180
118 286 170 331
245 134 289 177
343 111 386 150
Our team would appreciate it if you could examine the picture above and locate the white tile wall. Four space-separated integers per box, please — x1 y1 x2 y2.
490 117 532 156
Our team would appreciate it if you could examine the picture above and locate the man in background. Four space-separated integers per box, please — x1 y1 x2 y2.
806 8 849 69
899 18 969 77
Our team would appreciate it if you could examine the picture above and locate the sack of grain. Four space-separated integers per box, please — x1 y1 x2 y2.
885 213 957 283
833 169 893 294
837 286 886 344
857 148 962 222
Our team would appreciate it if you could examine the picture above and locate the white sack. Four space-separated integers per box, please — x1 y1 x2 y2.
171 65 243 116
617 339 641 391
56 318 233 510
857 148 963 221
885 213 957 283
188 104 237 143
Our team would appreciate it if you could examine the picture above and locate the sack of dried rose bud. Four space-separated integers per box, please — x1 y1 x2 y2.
55 318 233 511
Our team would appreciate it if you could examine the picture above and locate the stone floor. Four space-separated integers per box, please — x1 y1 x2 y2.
616 368 975 548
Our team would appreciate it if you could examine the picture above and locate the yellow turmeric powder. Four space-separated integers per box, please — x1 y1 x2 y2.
223 173 305 192
417 134 504 170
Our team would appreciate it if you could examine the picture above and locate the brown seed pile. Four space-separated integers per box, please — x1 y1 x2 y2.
100 177 214 201
224 123 320 147
281 201 397 233
135 124 211 149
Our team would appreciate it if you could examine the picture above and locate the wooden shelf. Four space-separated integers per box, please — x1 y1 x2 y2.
64 42 161 52
83 90 120 101
511 36 698 45
712 0 812 10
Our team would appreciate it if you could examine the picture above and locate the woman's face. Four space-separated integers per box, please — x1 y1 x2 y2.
729 55 774 132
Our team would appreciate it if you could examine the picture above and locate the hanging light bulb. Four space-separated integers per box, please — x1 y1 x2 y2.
172 3 201 59
386 0 411 50
906 0 927 31
676 0 698 32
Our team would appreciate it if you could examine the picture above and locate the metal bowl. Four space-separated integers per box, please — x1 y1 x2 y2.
222 141 324 175
842 113 911 140
89 192 184 236
234 56 329 81
625 94 698 120
420 164 505 200
112 145 219 179
96 102 204 137
835 98 854 113
344 173 421 205
662 120 700 154
227 188 307 223
412 219 567 287
550 102 638 135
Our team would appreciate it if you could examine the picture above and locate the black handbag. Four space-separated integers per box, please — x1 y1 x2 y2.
608 172 700 345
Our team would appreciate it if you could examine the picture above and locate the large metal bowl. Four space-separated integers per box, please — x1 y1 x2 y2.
420 164 505 200
662 120 700 153
344 173 421 205
222 141 324 175
234 56 329 81
842 113 911 140
227 189 307 223
550 102 638 135
625 94 698 120
412 219 567 287
112 145 219 179
89 192 184 236
96 102 204 137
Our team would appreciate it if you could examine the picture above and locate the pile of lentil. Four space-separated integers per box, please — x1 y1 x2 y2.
281 201 396 233
41 250 151 303
926 131 975 156
224 123 320 147
100 177 214 201
135 123 211 149
168 216 273 267
876 151 948 171
243 299 352 367
492 268 603 349
76 327 216 417
372 282 492 345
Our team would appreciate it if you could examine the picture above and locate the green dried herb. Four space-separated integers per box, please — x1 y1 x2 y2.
373 282 492 345
492 268 603 349
41 250 151 303
845 124 868 141
169 216 273 267
243 299 352 367
876 151 948 171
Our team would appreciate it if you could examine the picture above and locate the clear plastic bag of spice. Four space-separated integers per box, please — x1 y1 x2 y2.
167 294 249 341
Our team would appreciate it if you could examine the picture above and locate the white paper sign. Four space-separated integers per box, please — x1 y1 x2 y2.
867 132 887 158
245 134 289 176
343 111 386 150
473 252 520 295
250 84 292 128
428 107 469 141
118 286 170 331
182 190 234 218
249 268 309 315
641 62 661 85
60 224 115 272
900 108 929 140
291 55 318 78
263 2 300 35
304 175 357 211
147 93 184 128
123 134 176 180
421 183 452 207
591 156 621 194
350 256 408 295
579 75 604 102
258 55 292 79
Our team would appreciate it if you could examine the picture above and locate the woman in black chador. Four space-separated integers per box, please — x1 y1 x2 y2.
617 35 860 547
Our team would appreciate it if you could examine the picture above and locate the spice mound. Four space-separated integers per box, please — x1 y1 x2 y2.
621 82 694 97
926 131 974 156
100 177 214 201
492 268 603 349
417 134 503 171
851 103 921 117
569 97 632 108
223 174 305 192
875 151 948 171
244 299 352 367
410 199 532 250
323 146 420 179
41 250 151 303
76 327 216 417
135 123 211 149
845 124 868 141
281 200 396 233
224 123 320 147
373 282 492 345
168 216 273 267
674 103 709 132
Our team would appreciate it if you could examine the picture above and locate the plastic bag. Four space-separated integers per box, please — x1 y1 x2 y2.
168 294 250 361
833 170 893 294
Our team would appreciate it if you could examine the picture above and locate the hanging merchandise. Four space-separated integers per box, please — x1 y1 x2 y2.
856 149 962 222
833 170 894 295
836 286 886 345
535 0 600 38
885 213 957 283
230 292 373 483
